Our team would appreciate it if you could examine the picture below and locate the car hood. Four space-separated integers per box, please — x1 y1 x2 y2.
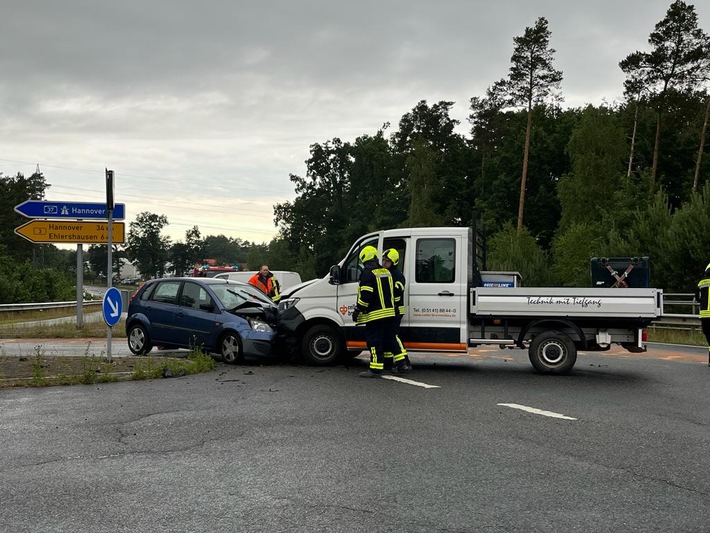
228 301 278 325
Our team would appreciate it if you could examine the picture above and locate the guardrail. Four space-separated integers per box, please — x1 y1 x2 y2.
0 301 102 312
0 293 704 332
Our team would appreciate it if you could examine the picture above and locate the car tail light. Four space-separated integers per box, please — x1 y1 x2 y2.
641 330 648 342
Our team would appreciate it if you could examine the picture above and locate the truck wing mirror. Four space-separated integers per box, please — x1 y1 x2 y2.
329 265 341 285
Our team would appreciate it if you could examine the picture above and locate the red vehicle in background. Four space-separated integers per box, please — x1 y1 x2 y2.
192 265 240 278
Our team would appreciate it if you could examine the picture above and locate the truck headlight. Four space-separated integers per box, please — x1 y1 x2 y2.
279 297 300 312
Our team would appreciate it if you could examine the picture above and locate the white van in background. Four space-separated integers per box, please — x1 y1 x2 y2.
214 271 303 292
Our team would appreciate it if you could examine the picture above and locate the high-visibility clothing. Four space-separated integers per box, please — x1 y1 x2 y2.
248 274 281 302
697 277 710 318
356 261 395 324
389 265 406 316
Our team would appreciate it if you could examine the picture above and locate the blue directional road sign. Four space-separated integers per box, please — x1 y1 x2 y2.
14 200 125 220
102 287 123 327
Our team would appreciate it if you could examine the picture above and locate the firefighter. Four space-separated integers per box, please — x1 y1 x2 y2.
382 248 411 371
352 246 405 377
696 263 710 366
248 265 281 303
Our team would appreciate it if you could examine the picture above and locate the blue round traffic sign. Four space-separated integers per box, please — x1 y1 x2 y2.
102 287 123 327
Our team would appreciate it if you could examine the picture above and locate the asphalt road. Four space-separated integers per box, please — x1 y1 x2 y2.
1 346 709 532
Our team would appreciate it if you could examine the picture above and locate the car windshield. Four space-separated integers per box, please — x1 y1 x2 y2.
210 283 273 309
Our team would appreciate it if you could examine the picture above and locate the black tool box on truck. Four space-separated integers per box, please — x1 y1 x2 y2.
590 257 650 288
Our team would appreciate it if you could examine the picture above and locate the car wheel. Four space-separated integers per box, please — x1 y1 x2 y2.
301 324 344 366
127 324 153 355
220 332 243 364
528 330 577 375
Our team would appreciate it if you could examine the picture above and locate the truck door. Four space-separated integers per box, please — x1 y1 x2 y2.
405 235 467 352
339 236 378 351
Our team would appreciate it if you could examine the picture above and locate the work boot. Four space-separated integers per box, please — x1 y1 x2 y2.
391 364 410 375
359 370 382 378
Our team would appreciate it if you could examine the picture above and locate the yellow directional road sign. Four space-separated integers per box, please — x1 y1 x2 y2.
14 220 125 244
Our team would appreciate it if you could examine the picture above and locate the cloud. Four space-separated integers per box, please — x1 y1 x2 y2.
1 0 708 246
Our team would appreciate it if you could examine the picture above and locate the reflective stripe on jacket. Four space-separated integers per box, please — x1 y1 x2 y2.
356 263 395 323
389 265 406 316
698 278 710 318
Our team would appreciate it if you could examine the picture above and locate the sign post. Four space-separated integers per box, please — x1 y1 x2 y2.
106 169 115 362
102 287 123 363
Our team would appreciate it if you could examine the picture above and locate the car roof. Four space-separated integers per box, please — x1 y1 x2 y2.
143 277 250 286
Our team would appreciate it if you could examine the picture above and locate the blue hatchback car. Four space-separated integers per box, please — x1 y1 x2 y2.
126 277 278 363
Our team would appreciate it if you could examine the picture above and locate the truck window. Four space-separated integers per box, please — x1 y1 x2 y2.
342 237 378 284
383 238 407 270
416 238 455 283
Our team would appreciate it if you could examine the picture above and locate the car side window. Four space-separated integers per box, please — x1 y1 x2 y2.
180 282 212 309
151 281 181 304
415 238 455 283
342 237 378 284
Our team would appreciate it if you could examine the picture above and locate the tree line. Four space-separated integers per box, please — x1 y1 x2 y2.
1 1 709 303
273 1 710 292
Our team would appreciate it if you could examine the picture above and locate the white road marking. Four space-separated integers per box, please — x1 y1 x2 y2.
382 375 441 388
497 403 577 420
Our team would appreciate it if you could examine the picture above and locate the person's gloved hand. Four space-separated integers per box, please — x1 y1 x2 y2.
352 309 360 322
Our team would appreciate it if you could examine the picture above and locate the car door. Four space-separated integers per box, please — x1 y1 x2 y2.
144 280 182 345
175 281 220 351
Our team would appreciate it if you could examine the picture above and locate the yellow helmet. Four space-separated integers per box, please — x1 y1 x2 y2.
383 248 399 266
359 245 378 263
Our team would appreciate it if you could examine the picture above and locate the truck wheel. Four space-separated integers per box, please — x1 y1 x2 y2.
528 331 577 375
301 324 344 366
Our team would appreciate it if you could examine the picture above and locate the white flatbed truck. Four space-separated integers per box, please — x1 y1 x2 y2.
278 226 663 374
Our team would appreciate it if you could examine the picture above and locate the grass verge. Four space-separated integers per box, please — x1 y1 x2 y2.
0 317 126 338
0 347 216 388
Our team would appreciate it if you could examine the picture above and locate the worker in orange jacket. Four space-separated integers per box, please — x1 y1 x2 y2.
248 265 281 303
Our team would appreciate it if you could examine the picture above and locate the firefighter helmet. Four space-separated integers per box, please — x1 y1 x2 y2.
359 246 378 263
383 248 399 266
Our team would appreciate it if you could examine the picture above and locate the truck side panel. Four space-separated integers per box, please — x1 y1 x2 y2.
470 287 663 318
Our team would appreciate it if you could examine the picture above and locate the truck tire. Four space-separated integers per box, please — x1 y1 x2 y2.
528 331 577 375
301 324 344 366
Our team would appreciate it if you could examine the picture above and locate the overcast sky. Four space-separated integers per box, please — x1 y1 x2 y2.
2 1 708 247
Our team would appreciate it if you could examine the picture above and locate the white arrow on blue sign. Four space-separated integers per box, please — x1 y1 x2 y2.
102 287 123 327
14 200 125 220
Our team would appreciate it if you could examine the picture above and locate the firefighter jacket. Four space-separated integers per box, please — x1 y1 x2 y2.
387 265 406 316
355 259 396 324
248 273 281 302
698 276 710 318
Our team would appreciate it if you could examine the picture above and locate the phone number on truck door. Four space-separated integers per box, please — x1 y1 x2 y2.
411 307 457 317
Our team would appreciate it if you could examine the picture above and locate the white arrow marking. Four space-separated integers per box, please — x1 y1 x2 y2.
381 375 440 388
497 403 577 420
108 298 119 318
